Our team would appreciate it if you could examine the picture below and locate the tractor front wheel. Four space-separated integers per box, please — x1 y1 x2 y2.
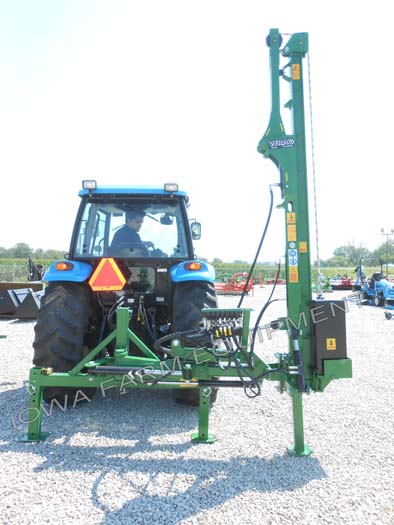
33 282 96 405
374 294 384 307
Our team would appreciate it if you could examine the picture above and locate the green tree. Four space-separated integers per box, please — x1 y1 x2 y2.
0 247 8 258
331 243 370 266
43 249 66 259
12 243 33 258
322 255 349 267
33 248 45 258
371 241 394 265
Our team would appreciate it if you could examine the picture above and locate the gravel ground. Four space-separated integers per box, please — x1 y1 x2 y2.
0 285 393 525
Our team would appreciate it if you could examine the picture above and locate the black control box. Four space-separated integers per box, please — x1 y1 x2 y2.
310 300 347 374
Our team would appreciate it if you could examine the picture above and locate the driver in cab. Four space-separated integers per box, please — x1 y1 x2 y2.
110 210 153 255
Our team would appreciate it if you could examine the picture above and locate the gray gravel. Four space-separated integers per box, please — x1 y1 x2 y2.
0 285 393 525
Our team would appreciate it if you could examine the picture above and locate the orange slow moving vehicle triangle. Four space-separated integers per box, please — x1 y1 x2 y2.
89 258 126 291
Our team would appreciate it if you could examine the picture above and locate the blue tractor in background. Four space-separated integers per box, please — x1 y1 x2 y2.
32 182 218 405
354 257 394 308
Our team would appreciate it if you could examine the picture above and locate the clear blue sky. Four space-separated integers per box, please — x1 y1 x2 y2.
0 1 392 262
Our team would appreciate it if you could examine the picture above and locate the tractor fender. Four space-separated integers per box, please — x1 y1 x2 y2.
43 260 93 283
170 260 215 283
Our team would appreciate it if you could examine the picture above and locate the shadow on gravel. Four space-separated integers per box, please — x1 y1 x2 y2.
31 442 325 525
0 387 326 524
1 387 197 442
89 452 326 525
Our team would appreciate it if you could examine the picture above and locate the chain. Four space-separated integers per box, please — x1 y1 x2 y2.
307 52 323 298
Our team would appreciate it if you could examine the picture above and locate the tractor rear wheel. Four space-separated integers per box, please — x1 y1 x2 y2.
172 280 217 332
33 282 96 405
172 280 218 406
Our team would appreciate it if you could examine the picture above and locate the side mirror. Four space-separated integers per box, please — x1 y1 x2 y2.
190 221 201 240
160 213 174 225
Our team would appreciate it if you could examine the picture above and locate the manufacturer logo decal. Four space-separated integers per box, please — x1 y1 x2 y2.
268 138 295 149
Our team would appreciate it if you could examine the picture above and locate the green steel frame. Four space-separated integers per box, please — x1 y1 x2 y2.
23 29 352 455
24 306 278 445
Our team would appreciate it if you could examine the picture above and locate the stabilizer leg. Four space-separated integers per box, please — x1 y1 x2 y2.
20 369 48 442
287 390 312 456
191 388 215 443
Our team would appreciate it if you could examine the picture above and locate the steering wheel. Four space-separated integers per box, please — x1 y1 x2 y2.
143 242 165 257
111 242 150 257
149 247 165 257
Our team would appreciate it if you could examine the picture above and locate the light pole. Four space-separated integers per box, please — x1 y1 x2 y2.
381 228 394 276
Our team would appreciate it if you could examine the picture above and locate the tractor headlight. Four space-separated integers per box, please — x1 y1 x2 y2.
164 183 178 193
82 180 97 190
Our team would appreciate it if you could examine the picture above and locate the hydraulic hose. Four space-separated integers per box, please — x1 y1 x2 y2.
291 328 306 392
249 259 281 356
237 184 276 308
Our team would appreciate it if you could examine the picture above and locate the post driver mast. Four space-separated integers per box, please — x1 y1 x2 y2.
258 29 352 455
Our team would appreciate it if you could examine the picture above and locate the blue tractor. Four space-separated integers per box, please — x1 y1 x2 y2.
354 257 394 308
32 182 218 405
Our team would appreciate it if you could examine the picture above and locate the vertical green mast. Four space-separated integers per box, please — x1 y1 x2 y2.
258 28 312 365
258 29 312 455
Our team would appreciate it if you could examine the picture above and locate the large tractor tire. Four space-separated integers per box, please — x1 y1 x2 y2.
172 280 218 406
33 282 96 405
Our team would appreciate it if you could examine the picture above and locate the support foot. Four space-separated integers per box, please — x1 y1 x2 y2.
287 443 312 457
191 432 215 444
19 432 49 443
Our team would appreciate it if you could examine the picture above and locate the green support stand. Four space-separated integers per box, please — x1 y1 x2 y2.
191 388 215 444
287 390 312 456
20 369 48 442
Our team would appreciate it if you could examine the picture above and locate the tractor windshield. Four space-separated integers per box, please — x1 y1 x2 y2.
73 198 191 259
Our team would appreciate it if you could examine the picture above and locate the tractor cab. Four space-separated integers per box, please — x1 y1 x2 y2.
70 182 201 262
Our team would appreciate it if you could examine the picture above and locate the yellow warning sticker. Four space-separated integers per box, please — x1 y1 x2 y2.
326 338 336 351
287 212 296 224
292 64 301 80
287 224 297 241
299 241 308 253
289 266 299 283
